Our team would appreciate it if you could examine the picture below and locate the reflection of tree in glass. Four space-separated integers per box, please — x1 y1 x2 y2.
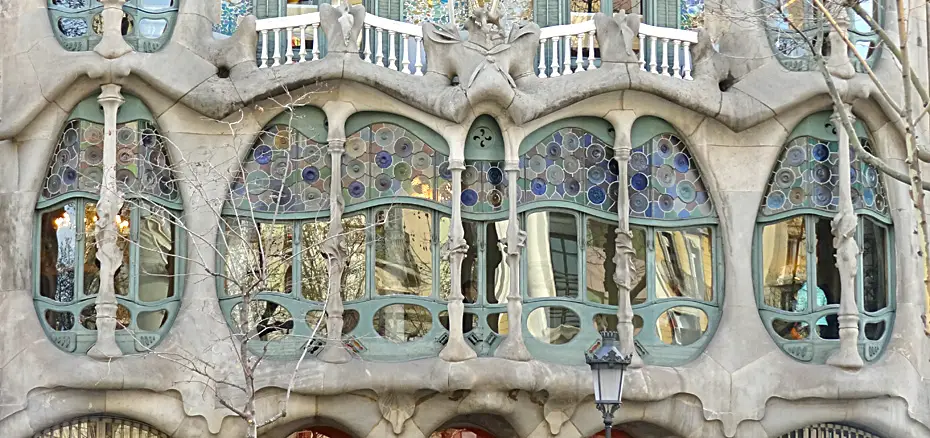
373 304 433 342
375 208 434 296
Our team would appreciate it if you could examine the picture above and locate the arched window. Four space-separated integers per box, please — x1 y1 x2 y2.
35 94 183 355
763 0 882 72
779 423 883 438
516 116 720 366
287 426 354 438
49 0 179 53
218 110 454 361
34 416 169 437
755 111 894 363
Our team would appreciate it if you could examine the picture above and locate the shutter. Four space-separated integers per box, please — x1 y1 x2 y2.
649 0 679 27
253 0 286 19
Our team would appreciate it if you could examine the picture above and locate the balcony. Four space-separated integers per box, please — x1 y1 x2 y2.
253 9 699 80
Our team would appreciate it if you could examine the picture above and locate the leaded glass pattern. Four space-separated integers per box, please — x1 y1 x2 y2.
761 136 889 217
343 123 452 205
230 125 331 214
462 161 508 213
403 0 470 26
48 0 179 53
214 0 251 36
629 134 713 220
520 128 618 212
41 120 180 205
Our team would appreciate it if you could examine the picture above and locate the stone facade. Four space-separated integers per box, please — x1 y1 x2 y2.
2 0 930 437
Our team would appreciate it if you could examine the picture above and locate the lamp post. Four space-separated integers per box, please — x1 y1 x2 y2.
585 331 632 438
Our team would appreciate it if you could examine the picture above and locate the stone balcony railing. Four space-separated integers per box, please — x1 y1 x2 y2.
255 9 698 80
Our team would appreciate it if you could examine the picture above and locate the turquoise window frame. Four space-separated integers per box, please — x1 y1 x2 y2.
754 111 895 364
48 0 180 53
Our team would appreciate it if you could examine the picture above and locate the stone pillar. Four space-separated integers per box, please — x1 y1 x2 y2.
441 158 478 361
94 0 133 59
494 159 531 361
826 6 856 79
612 133 643 368
826 106 863 369
88 84 126 360
319 138 351 363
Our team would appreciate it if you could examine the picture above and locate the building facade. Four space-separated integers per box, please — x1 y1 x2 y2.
2 0 930 436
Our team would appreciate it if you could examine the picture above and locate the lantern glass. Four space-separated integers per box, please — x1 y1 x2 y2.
592 366 623 404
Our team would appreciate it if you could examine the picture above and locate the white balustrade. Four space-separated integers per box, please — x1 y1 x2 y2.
254 12 698 80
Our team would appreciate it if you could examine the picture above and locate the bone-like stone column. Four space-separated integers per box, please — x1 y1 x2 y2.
494 159 531 361
94 0 133 59
612 132 643 368
440 158 478 361
318 138 351 363
826 6 856 79
87 84 126 360
826 106 863 369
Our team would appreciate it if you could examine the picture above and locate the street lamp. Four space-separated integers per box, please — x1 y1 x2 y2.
585 331 632 438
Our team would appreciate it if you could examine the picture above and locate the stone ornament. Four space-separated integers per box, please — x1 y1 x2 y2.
377 391 417 434
94 0 133 59
320 3 365 53
595 11 641 64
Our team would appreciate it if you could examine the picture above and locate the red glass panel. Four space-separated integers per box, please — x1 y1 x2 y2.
591 428 633 438
430 427 496 438
288 426 353 438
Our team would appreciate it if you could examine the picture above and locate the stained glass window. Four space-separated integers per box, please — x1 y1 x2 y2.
755 113 893 364
343 123 452 205
230 125 331 214
214 0 252 37
462 160 508 213
520 127 618 212
35 95 183 355
761 136 888 217
629 133 713 220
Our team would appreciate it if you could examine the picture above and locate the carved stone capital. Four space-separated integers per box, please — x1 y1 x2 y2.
377 392 417 434
327 139 346 154
543 397 578 435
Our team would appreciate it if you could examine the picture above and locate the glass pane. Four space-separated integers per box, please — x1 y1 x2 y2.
83 203 100 296
586 219 647 306
526 212 579 299
485 221 507 304
375 208 434 297
655 306 708 345
51 0 89 8
39 202 78 302
592 313 641 336
527 306 581 344
57 17 88 37
300 221 329 302
438 219 480 302
817 313 840 339
488 312 509 335
373 303 433 342
139 0 175 8
138 18 168 38
223 220 292 296
760 217 807 311
80 304 131 330
138 309 168 330
861 218 888 312
865 320 886 340
814 217 841 306
113 204 131 297
44 310 74 331
137 205 175 302
342 215 368 301
771 318 810 340
655 228 713 301
231 300 293 341
439 311 478 333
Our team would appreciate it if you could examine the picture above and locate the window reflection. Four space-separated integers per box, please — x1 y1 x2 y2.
656 306 708 345
300 221 329 302
373 303 433 342
39 202 77 302
138 18 168 38
231 300 294 341
814 217 841 306
224 220 292 296
375 208 434 297
486 222 507 304
526 212 579 299
771 318 810 340
114 203 132 297
342 215 368 301
761 217 807 311
655 228 713 301
586 219 646 306
862 217 888 312
527 306 581 344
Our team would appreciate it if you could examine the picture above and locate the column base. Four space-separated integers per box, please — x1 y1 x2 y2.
494 333 532 361
318 343 351 363
440 336 477 362
88 342 123 360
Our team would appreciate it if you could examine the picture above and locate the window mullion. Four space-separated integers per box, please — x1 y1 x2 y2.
478 221 487 306
292 221 302 299
856 220 864 314
75 199 86 302
129 203 141 303
646 227 656 304
806 215 817 316
578 212 587 304
366 209 375 299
